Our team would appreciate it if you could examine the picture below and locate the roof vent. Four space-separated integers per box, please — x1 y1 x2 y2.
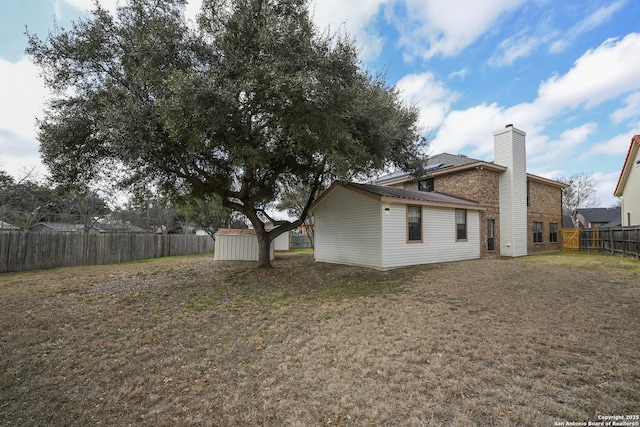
505 124 513 128
458 154 467 157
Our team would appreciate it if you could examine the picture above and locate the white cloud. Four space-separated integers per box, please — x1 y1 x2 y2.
592 170 622 207
396 72 457 133
559 123 598 145
550 0 627 53
0 58 48 139
427 33 640 168
308 0 390 61
582 132 633 159
0 57 49 178
530 123 597 164
396 0 526 59
538 33 640 110
490 31 547 67
448 68 469 80
429 103 505 157
59 0 203 22
60 0 119 14
610 91 640 124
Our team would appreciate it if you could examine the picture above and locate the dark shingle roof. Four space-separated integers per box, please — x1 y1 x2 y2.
602 217 622 228
375 153 491 184
426 153 484 169
346 182 482 208
30 222 86 232
562 215 576 228
96 223 145 233
577 207 621 224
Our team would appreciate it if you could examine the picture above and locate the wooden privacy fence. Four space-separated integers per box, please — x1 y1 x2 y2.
561 226 640 259
289 233 313 249
598 227 640 258
561 228 580 252
0 232 214 273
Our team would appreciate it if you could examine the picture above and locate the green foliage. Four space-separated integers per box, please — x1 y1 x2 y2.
0 171 58 229
27 0 427 266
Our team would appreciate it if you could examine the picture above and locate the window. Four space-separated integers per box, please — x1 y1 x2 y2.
527 180 530 207
533 221 543 243
487 219 495 251
456 209 467 241
628 212 632 226
407 206 422 242
418 178 434 192
549 223 558 243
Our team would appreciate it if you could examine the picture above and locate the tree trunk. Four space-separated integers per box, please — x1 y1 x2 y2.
255 230 273 268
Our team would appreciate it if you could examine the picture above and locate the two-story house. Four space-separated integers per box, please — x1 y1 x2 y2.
311 125 565 269
377 125 565 258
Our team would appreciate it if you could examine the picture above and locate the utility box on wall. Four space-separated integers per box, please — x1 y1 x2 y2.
213 229 274 261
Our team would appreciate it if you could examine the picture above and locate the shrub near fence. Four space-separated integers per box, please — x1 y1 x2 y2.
0 232 214 273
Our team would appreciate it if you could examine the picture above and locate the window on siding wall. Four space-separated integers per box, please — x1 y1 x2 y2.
407 206 422 242
455 209 467 241
549 223 558 243
533 221 543 243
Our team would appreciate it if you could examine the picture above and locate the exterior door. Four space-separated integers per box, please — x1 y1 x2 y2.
487 219 495 251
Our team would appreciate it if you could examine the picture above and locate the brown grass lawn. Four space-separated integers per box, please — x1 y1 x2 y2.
1 252 638 426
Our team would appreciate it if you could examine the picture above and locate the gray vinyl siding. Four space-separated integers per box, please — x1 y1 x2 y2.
314 186 382 268
381 204 480 269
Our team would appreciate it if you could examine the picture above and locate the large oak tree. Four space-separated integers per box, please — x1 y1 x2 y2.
28 0 426 267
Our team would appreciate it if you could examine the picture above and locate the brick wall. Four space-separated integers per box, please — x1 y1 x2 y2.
527 179 563 253
402 169 563 257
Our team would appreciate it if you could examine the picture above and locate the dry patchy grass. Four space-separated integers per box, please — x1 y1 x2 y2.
0 252 638 426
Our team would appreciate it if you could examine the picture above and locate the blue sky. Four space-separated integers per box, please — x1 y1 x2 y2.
1 0 639 207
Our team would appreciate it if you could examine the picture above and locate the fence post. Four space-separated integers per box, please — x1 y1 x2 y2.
606 227 614 255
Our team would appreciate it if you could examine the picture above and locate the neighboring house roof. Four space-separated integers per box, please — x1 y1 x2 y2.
562 215 576 229
375 152 565 188
613 134 640 196
576 207 621 227
602 217 622 228
95 223 146 233
312 181 485 212
29 222 88 232
0 220 19 230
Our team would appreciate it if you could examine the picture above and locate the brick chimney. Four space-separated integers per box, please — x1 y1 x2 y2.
494 124 527 257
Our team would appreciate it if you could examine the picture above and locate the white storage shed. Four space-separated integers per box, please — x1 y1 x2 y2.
214 229 275 261
265 222 290 252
